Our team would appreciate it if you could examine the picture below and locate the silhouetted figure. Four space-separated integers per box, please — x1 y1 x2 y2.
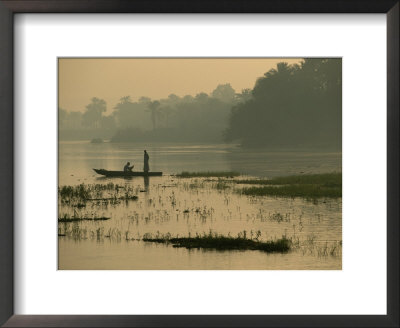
124 162 134 172
143 150 149 173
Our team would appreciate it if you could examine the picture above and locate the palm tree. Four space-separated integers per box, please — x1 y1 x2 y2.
147 100 160 130
119 96 131 104
113 96 134 128
160 105 175 128
82 97 106 128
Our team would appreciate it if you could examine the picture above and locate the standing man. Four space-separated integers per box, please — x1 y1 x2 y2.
143 150 150 173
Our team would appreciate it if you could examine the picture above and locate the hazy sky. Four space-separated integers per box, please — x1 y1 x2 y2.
59 58 302 113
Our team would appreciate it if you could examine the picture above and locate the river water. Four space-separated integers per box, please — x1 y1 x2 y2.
58 141 342 270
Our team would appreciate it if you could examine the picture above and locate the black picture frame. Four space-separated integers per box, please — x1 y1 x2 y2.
0 0 398 327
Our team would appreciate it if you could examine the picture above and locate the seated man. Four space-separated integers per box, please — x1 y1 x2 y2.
123 162 134 172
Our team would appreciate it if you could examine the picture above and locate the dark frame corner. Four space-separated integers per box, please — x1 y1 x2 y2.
0 0 398 327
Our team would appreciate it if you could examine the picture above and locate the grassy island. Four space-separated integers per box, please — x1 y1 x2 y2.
175 171 240 178
143 233 290 253
238 172 341 198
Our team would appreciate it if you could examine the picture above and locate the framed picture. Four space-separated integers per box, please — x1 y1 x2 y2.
57 56 342 271
0 0 398 327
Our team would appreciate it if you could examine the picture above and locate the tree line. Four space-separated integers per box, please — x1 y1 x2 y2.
224 58 341 149
59 83 248 142
59 58 341 149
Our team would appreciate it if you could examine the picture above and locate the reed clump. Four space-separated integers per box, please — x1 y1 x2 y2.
59 183 138 203
58 216 110 223
176 171 240 178
143 231 290 253
238 172 341 198
241 184 341 198
237 172 341 186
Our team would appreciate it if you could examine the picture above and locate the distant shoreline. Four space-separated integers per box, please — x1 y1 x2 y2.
58 138 341 152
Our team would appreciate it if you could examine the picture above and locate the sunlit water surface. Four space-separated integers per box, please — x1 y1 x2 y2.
59 141 342 270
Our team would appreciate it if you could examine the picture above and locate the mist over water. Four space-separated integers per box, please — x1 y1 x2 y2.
59 141 341 184
58 58 342 270
58 141 342 270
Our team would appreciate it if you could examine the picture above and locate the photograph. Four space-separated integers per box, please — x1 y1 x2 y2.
58 58 342 270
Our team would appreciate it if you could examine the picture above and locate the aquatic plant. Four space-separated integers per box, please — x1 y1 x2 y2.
240 184 341 198
176 171 240 178
143 231 290 253
58 216 110 223
59 183 138 203
213 181 230 190
59 184 90 201
237 172 341 187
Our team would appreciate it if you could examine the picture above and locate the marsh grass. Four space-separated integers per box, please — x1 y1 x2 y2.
59 183 138 203
176 171 240 178
213 181 230 190
59 184 90 201
143 231 290 253
58 216 110 223
58 176 341 264
241 184 341 198
238 172 341 198
237 172 341 186
293 234 342 258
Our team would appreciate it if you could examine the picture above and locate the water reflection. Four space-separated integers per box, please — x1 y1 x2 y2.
143 176 150 192
59 141 341 184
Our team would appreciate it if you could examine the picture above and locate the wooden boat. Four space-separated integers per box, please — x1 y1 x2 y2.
93 168 162 177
